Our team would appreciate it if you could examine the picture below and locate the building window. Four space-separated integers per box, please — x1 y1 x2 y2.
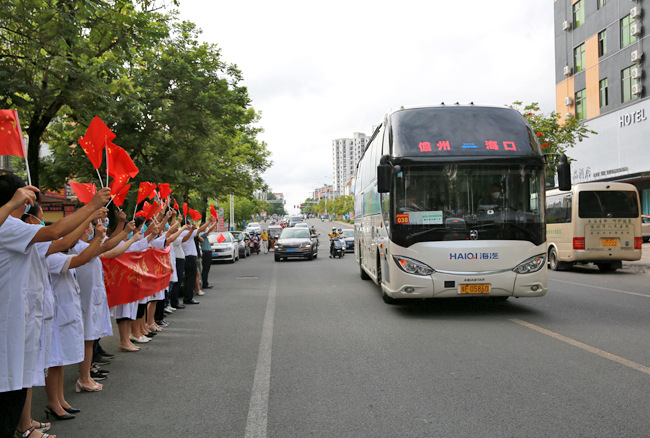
597 0 606 10
574 43 586 73
621 15 637 48
573 0 585 29
621 66 639 102
598 30 607 57
575 89 587 120
599 78 608 107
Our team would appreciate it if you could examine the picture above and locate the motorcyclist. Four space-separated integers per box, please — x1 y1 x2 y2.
329 227 340 258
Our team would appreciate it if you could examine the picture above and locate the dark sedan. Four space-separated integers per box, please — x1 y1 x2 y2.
274 227 318 261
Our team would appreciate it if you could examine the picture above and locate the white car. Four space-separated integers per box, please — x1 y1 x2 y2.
208 232 239 263
642 215 650 242
246 222 262 233
294 223 309 228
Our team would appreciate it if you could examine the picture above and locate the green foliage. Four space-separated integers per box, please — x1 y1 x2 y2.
511 101 596 170
0 1 271 211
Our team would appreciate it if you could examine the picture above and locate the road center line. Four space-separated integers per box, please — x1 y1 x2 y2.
245 265 277 438
511 318 650 375
550 278 650 298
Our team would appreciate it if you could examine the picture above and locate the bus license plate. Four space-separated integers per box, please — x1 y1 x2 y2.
601 238 617 247
459 284 490 294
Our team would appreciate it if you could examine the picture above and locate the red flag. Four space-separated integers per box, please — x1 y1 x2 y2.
109 173 130 194
135 210 147 217
136 182 156 204
188 208 201 222
158 183 172 199
0 110 26 157
80 116 115 169
149 189 157 200
210 204 218 219
69 182 97 205
146 200 159 220
173 199 179 211
102 247 172 307
217 233 226 243
182 202 188 218
106 142 138 179
112 183 130 208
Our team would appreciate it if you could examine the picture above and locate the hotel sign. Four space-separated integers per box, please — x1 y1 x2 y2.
619 108 647 127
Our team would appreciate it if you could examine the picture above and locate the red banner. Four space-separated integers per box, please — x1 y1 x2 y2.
102 247 172 308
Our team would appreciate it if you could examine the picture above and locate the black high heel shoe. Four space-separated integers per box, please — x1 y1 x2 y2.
64 406 81 414
45 406 76 420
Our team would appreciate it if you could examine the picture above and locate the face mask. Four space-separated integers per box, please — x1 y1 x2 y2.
127 232 134 240
104 218 109 228
24 203 31 214
88 231 94 240
164 223 169 231
142 224 148 233
27 214 44 226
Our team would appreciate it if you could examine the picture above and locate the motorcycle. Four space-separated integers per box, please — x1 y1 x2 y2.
250 237 260 254
330 237 344 258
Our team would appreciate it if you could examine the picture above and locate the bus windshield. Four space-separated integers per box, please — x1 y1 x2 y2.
391 164 545 246
578 191 639 218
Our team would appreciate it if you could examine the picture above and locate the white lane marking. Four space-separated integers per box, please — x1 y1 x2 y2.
551 278 650 298
245 265 277 438
511 318 650 376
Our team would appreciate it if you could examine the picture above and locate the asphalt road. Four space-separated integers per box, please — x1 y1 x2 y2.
32 219 650 437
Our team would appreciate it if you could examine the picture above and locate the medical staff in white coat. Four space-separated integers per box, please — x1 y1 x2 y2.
0 173 110 438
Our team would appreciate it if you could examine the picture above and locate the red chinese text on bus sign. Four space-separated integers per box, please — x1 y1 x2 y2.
504 141 517 151
437 141 450 151
418 142 432 152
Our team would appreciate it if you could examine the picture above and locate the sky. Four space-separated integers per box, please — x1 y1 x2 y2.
178 1 557 214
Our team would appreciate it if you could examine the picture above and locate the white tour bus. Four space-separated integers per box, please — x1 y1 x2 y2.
546 182 642 272
354 104 570 304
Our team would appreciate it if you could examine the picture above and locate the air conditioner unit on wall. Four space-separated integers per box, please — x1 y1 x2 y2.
630 7 642 19
631 50 643 62
631 67 643 79
563 65 572 76
631 22 642 36
632 83 643 95
562 20 572 31
564 97 573 106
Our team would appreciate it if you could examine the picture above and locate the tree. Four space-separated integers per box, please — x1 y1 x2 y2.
0 0 172 187
37 20 271 215
512 101 596 170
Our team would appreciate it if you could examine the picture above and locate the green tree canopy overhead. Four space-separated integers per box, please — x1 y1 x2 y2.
1 1 271 213
0 0 172 187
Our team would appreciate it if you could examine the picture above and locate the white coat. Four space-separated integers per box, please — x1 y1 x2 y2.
71 241 112 340
47 253 84 366
0 216 46 391
32 241 55 386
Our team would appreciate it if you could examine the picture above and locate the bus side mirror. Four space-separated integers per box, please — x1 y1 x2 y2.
557 153 571 191
377 164 391 193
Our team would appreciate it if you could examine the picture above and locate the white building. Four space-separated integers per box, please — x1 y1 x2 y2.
332 132 367 196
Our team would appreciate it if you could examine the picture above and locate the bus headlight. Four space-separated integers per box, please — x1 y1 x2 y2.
393 255 434 276
513 254 546 274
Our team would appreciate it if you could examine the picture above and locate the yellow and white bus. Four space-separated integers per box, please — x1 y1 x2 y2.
546 182 642 272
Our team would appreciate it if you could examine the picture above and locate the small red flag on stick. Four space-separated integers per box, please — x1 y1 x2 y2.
107 142 139 179
0 110 26 158
69 182 97 205
158 183 172 200
210 204 218 219
112 183 130 208
188 208 201 222
136 182 156 205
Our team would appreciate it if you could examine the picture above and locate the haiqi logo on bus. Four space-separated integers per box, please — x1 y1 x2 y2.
449 252 499 260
